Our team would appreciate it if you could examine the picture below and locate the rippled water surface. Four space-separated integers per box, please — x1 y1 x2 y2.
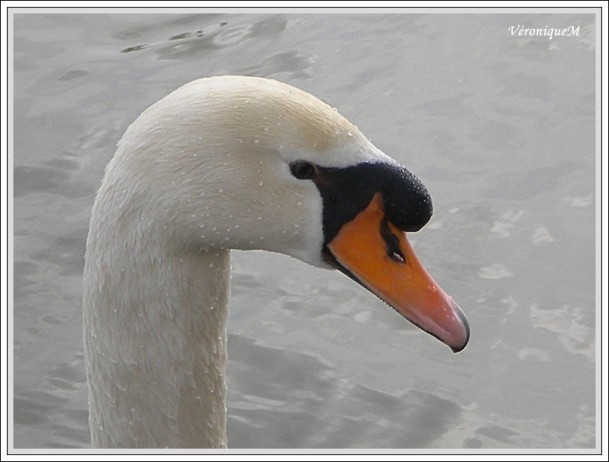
12 12 598 450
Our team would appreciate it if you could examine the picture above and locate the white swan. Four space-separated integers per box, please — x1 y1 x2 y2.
83 76 469 448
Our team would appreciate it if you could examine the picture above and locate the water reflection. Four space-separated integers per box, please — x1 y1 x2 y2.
227 334 464 448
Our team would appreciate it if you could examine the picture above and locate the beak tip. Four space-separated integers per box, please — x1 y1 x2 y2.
449 306 470 353
450 340 468 354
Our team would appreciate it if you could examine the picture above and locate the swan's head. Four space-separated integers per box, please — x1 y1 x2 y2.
108 76 469 352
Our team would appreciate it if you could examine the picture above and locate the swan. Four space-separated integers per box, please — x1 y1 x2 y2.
83 75 469 448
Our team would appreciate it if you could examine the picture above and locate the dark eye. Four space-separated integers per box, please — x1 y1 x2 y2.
290 161 316 180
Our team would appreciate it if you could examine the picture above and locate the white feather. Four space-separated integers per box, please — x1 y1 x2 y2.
83 76 394 448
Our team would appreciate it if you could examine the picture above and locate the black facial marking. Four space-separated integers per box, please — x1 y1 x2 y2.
313 162 433 244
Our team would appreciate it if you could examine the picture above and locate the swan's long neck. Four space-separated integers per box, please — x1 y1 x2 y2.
82 75 374 448
83 196 231 447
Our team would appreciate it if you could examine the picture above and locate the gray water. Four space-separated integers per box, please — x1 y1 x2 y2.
11 12 598 450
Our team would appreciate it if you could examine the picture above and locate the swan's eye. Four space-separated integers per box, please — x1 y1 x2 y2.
290 161 316 180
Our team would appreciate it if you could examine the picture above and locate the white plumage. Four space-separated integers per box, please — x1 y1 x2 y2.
83 76 468 448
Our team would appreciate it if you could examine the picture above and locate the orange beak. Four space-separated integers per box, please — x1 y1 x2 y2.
325 193 469 352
